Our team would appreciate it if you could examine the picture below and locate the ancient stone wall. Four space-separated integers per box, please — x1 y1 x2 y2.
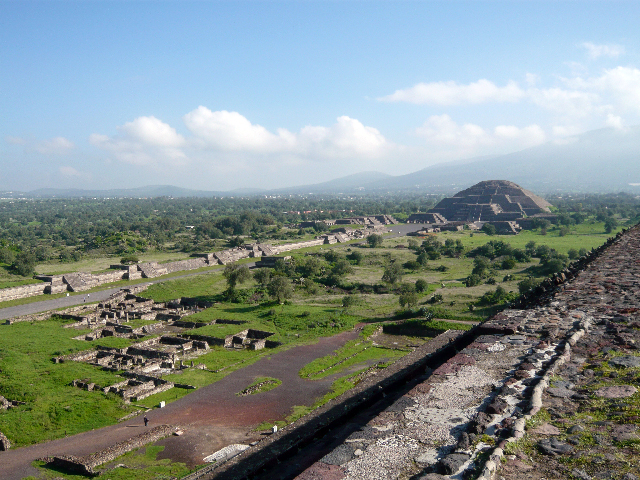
49 425 175 475
0 283 46 302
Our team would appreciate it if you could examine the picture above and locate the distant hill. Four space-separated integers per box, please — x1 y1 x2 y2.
270 171 394 194
10 185 266 199
368 126 640 194
3 126 639 198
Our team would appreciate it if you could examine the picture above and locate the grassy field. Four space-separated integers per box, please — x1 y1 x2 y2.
0 317 138 447
0 220 621 454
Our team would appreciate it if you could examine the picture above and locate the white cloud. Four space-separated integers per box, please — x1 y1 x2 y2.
91 108 393 172
378 79 525 105
90 116 187 166
527 87 601 118
118 116 185 147
35 137 75 155
5 136 26 145
525 73 540 87
183 107 291 153
605 113 624 129
581 42 625 59
297 116 390 158
59 166 92 181
415 114 546 160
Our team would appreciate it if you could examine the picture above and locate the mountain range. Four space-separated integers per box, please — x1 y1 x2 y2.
2 126 638 198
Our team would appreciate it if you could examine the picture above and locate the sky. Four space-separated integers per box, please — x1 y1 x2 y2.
1 0 639 192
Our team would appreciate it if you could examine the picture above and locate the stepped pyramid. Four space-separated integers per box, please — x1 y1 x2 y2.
428 180 552 222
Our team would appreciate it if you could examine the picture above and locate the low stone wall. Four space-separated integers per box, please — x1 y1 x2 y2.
163 257 208 273
49 424 176 475
0 431 11 450
0 283 46 302
273 238 325 254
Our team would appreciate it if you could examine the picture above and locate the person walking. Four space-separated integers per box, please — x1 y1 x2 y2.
144 416 149 427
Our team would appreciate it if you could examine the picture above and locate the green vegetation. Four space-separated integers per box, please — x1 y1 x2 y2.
0 317 137 447
0 192 633 456
31 445 193 480
299 339 406 379
237 376 282 396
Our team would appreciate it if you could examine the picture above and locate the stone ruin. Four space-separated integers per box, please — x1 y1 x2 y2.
0 431 10 451
49 288 278 402
406 179 555 234
224 329 276 350
0 218 391 303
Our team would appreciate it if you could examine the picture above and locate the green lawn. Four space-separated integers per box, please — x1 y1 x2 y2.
0 317 137 447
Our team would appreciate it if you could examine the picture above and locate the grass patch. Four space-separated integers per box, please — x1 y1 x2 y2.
237 376 282 396
299 340 406 379
0 317 137 447
32 445 193 479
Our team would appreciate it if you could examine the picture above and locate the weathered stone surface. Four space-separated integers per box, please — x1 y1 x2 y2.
547 387 576 398
439 453 470 474
486 398 509 415
531 423 561 435
296 462 347 480
572 468 592 480
568 425 585 434
538 438 575 455
321 444 355 466
0 431 10 451
612 424 639 443
609 356 640 368
595 385 637 398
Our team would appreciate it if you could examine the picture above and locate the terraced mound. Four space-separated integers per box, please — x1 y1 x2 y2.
428 179 552 222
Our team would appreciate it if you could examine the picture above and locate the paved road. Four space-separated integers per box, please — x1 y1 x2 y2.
0 263 256 321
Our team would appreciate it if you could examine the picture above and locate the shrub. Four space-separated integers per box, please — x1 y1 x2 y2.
399 292 419 308
427 294 443 304
464 274 482 287
518 277 539 294
415 279 428 293
500 257 517 270
366 234 383 248
120 254 139 265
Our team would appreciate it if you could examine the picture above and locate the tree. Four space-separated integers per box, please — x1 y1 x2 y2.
342 295 362 308
331 259 354 277
346 250 363 265
267 276 293 303
382 262 403 284
223 264 252 290
367 234 383 248
472 256 491 277
0 247 16 265
415 279 428 293
399 292 419 308
253 268 271 286
518 277 539 294
481 223 496 235
604 217 618 234
11 251 36 277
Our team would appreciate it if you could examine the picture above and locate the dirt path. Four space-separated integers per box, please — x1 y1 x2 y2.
0 329 360 480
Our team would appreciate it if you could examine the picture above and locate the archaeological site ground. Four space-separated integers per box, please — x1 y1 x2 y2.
1 181 639 480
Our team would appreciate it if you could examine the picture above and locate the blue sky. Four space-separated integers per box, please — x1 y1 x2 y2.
1 1 639 191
